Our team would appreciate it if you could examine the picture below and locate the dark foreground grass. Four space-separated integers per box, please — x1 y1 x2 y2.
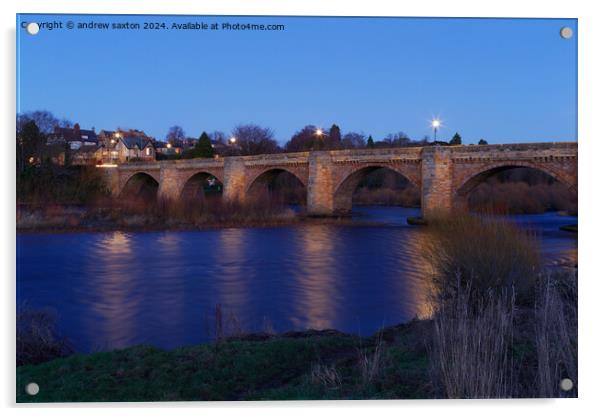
17 323 432 402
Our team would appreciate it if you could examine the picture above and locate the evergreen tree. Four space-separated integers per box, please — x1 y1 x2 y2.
17 120 44 171
195 132 214 158
328 124 342 148
450 132 462 145
367 135 375 149
478 138 488 145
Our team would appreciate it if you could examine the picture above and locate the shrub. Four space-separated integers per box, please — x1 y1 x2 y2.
17 305 73 366
423 213 541 305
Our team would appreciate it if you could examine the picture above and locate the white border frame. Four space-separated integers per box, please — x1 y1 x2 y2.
3 1 601 415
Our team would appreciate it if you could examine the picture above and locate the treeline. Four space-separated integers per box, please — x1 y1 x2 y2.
18 110 482 163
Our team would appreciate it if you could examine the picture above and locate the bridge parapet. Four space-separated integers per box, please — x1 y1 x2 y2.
241 152 310 166
107 142 577 218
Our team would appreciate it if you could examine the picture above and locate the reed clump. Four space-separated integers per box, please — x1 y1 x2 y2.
424 212 577 398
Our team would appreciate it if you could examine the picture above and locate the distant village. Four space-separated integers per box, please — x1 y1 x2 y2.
45 124 230 166
41 120 476 167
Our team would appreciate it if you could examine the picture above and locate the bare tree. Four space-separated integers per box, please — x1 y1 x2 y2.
166 125 186 145
209 131 227 145
17 110 63 135
383 131 411 147
341 132 366 149
231 124 280 155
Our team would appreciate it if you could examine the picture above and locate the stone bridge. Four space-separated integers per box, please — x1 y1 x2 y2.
100 142 577 217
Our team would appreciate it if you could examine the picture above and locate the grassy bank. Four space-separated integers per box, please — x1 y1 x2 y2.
17 322 432 402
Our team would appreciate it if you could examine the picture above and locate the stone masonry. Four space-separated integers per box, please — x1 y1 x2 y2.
102 142 577 218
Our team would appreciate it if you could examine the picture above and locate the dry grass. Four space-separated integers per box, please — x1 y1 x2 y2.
424 212 541 305
469 181 577 215
102 191 296 228
357 334 384 386
535 272 578 397
424 213 577 398
431 276 516 398
310 363 342 390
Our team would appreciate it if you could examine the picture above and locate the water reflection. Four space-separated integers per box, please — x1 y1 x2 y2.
214 228 250 321
84 232 143 350
16 208 577 352
391 228 433 320
291 225 339 330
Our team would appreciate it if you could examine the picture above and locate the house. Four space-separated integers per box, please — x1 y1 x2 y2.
112 137 155 162
47 123 98 149
97 128 156 163
154 140 183 156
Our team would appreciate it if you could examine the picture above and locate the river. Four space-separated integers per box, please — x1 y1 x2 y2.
16 207 577 352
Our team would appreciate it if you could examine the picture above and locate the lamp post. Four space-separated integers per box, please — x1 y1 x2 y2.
314 128 327 150
431 119 441 142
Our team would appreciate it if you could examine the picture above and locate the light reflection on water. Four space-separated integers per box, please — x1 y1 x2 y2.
16 207 577 352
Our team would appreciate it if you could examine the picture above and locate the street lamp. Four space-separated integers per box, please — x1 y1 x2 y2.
314 128 327 150
229 136 237 145
431 119 441 141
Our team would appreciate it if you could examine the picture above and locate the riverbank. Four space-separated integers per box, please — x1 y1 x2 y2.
17 320 432 402
16 206 403 234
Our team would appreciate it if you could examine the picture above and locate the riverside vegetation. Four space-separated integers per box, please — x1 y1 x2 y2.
17 164 576 232
16 211 577 401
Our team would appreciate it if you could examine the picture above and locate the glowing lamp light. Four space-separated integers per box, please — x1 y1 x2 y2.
431 119 441 129
229 136 237 144
315 128 324 136
166 143 172 149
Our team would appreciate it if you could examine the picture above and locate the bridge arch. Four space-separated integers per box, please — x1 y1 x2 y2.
455 161 576 198
246 167 308 204
120 171 160 199
180 171 224 200
453 162 577 212
333 164 420 215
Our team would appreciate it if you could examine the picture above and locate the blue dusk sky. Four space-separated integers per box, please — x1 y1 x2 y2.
17 14 577 144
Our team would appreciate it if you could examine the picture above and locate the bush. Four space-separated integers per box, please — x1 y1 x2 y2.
17 165 109 207
423 213 541 305
17 305 73 366
109 190 296 228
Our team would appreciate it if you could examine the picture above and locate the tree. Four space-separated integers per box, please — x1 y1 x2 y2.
383 132 411 147
17 120 45 172
18 110 61 135
209 131 226 145
327 124 342 149
231 124 279 155
166 125 185 145
450 132 462 145
341 132 366 149
194 132 215 158
478 139 489 145
367 135 375 149
285 125 319 152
